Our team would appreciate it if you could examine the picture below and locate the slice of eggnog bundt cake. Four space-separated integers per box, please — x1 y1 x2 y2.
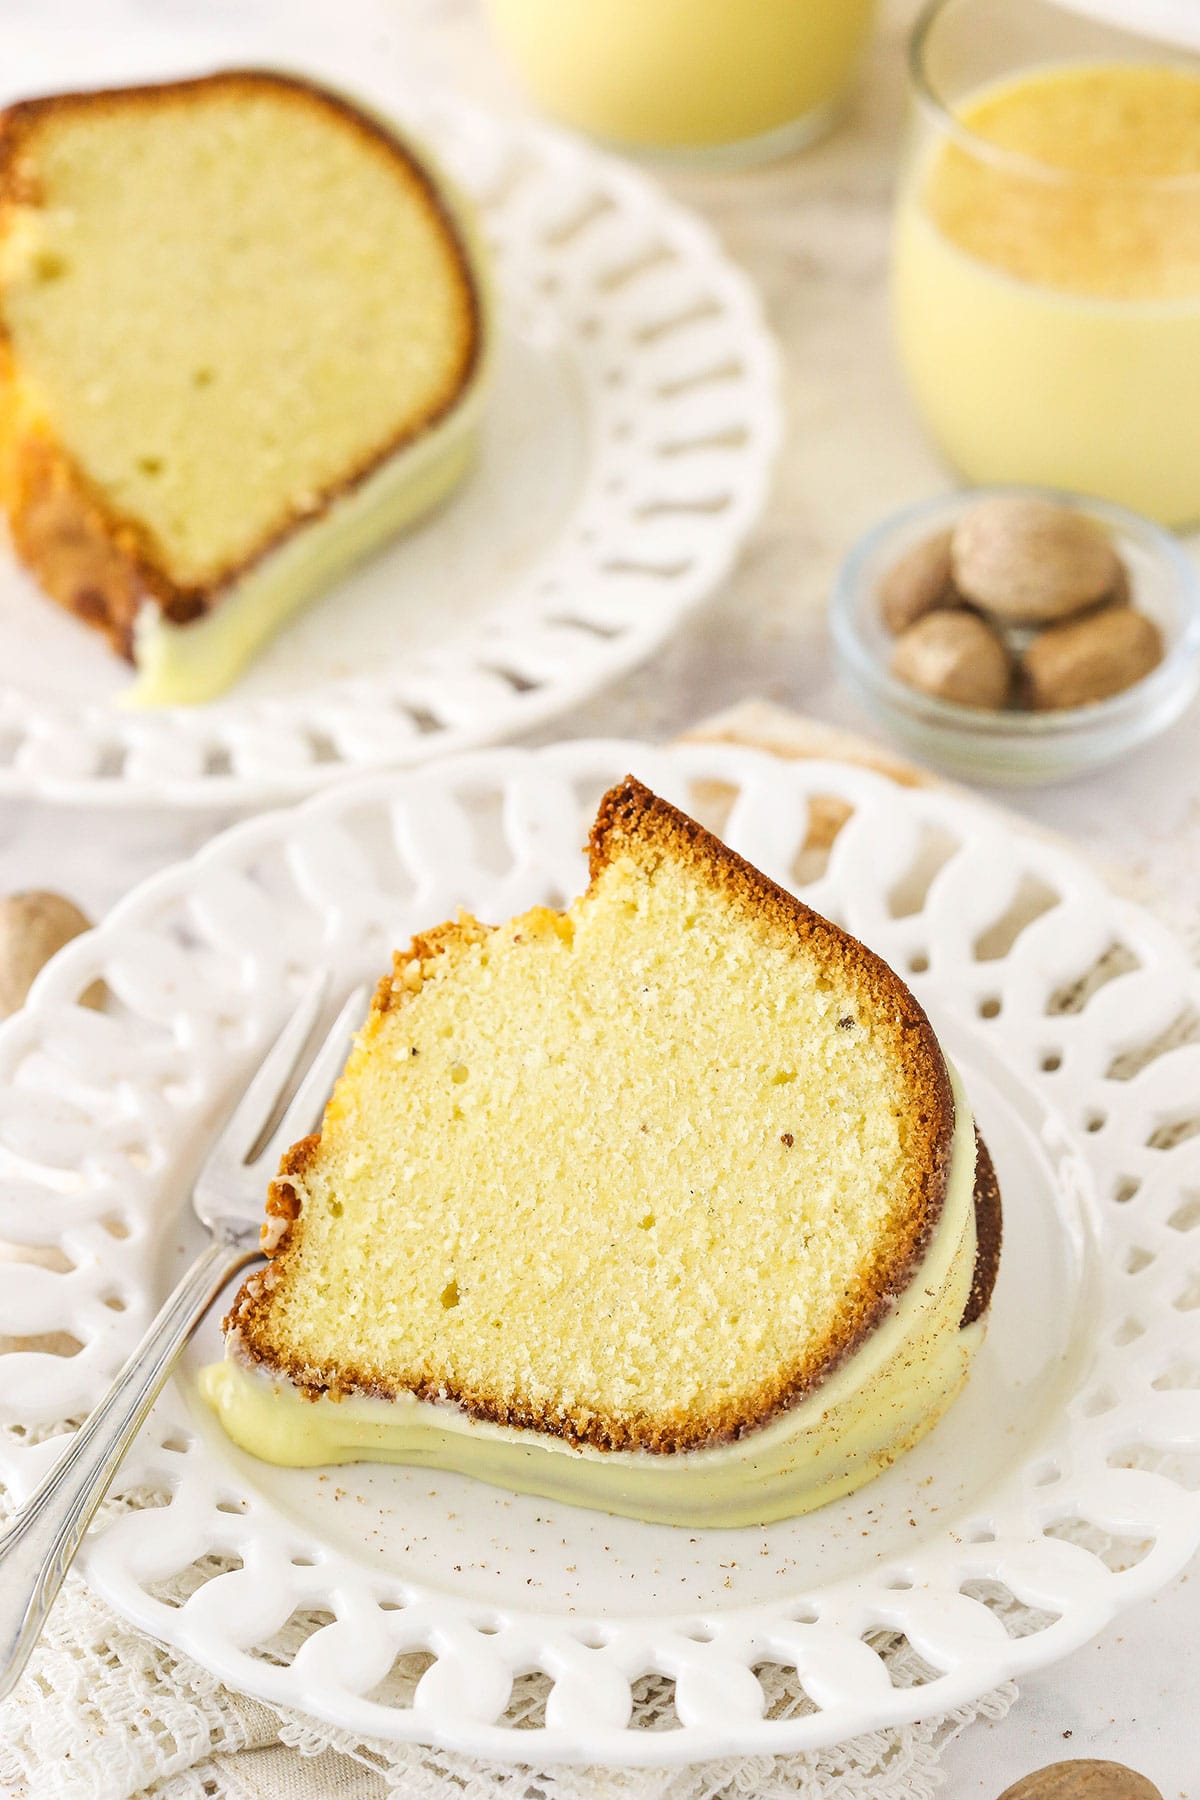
0 70 486 703
203 777 1000 1526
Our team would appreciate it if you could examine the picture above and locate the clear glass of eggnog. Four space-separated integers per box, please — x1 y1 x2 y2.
892 0 1200 527
482 0 877 164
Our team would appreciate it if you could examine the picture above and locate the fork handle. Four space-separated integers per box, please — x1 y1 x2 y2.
0 1236 259 1702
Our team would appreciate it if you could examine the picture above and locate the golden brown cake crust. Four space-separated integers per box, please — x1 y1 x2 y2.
0 69 483 659
226 778 982 1455
0 399 180 655
963 1129 1002 1328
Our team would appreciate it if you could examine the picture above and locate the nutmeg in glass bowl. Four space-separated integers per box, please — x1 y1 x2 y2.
830 487 1200 783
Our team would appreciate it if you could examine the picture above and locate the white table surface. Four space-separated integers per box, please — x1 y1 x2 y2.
1 1 1198 1794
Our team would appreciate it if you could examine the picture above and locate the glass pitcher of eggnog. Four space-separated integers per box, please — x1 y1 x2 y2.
483 0 877 164
892 0 1200 527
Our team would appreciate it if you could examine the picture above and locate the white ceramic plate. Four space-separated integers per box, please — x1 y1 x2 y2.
0 26 781 808
2 742 1199 1764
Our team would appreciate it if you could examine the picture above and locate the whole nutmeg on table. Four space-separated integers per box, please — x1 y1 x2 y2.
891 610 1012 708
0 890 105 1019
877 494 1164 717
997 1758 1162 1799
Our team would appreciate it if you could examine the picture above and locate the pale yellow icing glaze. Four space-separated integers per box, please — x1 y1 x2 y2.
200 1065 983 1526
127 401 483 707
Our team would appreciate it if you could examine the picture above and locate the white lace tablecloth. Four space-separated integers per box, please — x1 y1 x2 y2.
1 0 1199 1793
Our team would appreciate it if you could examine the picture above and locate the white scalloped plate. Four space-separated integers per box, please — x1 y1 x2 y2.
0 26 780 808
2 742 1199 1765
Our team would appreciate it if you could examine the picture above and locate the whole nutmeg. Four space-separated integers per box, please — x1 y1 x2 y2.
891 610 1012 709
879 529 960 633
1022 607 1163 710
0 891 104 1019
997 1759 1162 1799
1106 559 1132 609
952 496 1121 624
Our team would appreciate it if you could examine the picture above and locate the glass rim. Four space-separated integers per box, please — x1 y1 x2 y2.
908 0 1200 193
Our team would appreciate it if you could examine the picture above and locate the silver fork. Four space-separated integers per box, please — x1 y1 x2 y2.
0 972 369 1702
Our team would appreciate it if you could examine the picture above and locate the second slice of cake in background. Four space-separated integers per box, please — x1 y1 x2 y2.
203 778 1000 1526
0 70 488 704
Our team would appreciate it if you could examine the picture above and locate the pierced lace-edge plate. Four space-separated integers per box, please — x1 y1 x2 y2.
1 741 1198 1766
0 30 781 808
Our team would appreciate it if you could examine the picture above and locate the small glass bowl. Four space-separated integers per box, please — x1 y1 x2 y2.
830 486 1200 785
